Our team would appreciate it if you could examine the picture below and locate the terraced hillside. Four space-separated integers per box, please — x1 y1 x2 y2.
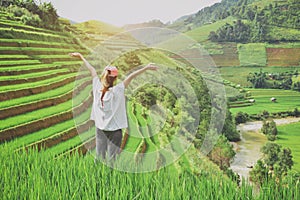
0 11 94 156
66 20 146 54
0 11 209 174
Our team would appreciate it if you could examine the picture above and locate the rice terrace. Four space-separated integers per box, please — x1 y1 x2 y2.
1 0 300 199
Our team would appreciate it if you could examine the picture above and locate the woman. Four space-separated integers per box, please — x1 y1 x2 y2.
69 52 158 161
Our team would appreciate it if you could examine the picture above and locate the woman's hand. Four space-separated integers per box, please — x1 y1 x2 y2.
145 63 158 71
69 52 83 59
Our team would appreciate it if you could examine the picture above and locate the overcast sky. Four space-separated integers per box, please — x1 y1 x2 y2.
40 0 221 27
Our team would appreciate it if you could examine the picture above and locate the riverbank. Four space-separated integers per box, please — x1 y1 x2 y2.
230 117 300 180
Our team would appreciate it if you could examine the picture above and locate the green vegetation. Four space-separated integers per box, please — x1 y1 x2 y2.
0 0 60 30
261 119 278 141
1 0 300 199
238 43 266 67
277 122 300 172
2 144 300 199
220 66 300 87
250 142 296 186
230 89 300 115
186 16 236 42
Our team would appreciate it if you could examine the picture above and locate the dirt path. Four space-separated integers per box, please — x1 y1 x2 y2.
230 117 300 180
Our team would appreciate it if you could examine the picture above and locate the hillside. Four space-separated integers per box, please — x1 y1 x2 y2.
169 0 299 33
1 1 300 199
123 19 166 30
0 7 227 174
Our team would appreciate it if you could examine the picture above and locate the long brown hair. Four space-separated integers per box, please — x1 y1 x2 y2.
100 70 117 106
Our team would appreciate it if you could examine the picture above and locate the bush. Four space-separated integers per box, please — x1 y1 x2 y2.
6 5 29 17
261 119 278 141
20 13 41 27
267 134 276 141
235 112 248 124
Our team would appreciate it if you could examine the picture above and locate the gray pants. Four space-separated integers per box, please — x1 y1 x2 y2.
95 128 122 161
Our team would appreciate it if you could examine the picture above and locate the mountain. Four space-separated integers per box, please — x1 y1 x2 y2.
123 19 166 30
168 0 300 34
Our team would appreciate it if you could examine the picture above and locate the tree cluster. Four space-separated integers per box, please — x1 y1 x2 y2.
209 20 251 43
250 142 294 186
207 0 300 43
247 69 299 90
0 0 60 30
261 119 278 141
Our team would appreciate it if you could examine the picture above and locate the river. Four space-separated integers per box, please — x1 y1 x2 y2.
230 117 300 180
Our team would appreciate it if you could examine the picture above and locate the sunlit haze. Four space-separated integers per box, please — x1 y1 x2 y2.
40 0 221 27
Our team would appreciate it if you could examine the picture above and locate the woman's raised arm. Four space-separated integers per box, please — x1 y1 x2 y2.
69 52 97 78
123 63 158 88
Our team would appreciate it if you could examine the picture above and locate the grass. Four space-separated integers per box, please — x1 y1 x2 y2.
0 72 77 92
220 66 300 87
0 84 91 131
186 16 236 42
6 107 91 150
44 127 95 155
237 43 267 67
0 54 30 59
123 102 143 152
0 46 79 53
0 38 81 49
266 42 300 48
0 77 89 109
0 27 69 40
0 59 41 66
276 121 300 172
1 143 299 199
0 68 69 81
0 19 70 36
230 89 300 115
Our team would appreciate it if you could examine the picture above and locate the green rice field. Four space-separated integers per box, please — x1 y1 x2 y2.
230 89 300 115
277 122 300 172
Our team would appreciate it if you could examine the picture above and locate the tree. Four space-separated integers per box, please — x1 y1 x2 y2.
222 110 240 141
292 82 300 92
124 52 142 69
261 119 278 141
208 135 236 170
251 143 295 186
235 111 248 124
274 148 293 177
250 159 269 185
247 69 267 88
261 142 281 169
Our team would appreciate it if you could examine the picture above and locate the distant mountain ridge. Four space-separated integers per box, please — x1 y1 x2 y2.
123 19 166 30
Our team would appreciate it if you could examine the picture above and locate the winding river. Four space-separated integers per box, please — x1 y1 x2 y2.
230 117 300 180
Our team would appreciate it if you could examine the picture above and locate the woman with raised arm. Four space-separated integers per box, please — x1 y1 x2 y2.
69 52 158 162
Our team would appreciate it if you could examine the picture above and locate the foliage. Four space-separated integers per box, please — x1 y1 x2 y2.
247 69 267 88
274 148 293 177
251 142 294 186
234 111 248 124
261 142 281 169
1 0 60 30
208 135 236 170
261 119 278 141
124 52 142 70
206 0 300 43
222 110 240 141
247 69 297 89
292 81 300 92
249 159 270 186
209 20 251 42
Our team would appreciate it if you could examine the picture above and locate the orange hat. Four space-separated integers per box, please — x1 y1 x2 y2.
105 66 118 77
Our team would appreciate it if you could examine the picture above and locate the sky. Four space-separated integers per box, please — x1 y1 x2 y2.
40 0 221 27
